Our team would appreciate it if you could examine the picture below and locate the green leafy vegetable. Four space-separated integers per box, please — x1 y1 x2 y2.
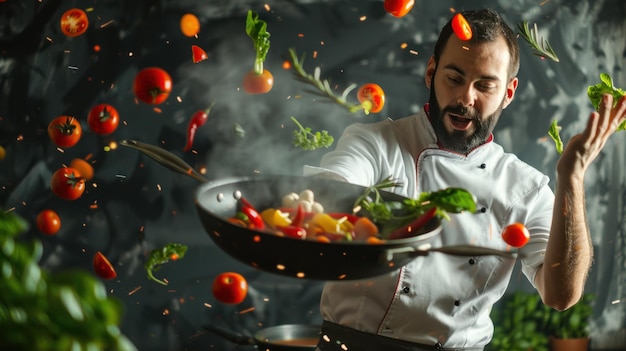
517 21 559 63
353 177 476 236
0 210 136 351
291 116 334 150
548 120 564 154
287 48 369 115
144 243 188 285
245 10 270 75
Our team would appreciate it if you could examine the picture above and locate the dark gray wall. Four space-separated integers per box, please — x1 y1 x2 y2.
1 0 625 349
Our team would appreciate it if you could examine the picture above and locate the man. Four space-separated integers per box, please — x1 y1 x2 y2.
304 8 626 351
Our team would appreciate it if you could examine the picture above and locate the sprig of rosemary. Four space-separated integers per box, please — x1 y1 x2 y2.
291 116 334 150
287 48 368 115
517 21 559 63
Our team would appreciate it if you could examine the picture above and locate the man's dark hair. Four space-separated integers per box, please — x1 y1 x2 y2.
433 9 520 79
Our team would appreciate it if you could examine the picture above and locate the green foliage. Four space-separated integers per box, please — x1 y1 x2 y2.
0 211 136 351
548 293 594 339
291 116 334 150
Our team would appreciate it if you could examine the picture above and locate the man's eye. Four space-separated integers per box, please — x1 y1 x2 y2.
447 76 462 84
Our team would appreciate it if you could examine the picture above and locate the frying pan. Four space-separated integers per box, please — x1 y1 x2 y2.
204 323 320 351
195 174 518 281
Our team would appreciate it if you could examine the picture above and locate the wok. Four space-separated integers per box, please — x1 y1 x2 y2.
195 175 517 281
205 323 320 351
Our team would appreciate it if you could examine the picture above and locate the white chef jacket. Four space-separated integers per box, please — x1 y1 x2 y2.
303 106 554 349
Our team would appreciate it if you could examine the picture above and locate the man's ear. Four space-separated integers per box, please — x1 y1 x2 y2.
502 77 518 109
425 56 436 89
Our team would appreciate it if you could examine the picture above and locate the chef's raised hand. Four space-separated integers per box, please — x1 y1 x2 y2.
557 93 626 178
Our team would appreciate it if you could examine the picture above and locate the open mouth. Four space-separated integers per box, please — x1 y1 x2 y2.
448 113 473 131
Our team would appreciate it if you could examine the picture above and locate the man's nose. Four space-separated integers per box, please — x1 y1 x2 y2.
457 84 476 107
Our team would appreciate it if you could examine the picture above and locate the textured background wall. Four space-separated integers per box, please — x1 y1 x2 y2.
1 0 625 349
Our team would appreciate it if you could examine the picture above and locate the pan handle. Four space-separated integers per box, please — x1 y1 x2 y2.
383 244 518 262
203 324 256 345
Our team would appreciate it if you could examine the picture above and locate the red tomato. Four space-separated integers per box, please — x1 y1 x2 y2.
357 83 386 113
242 69 274 94
501 223 530 248
36 209 61 235
212 272 248 305
451 13 472 41
60 8 89 37
50 167 85 200
191 45 208 63
93 251 117 280
383 0 415 18
180 13 200 37
87 104 119 135
48 115 82 148
133 67 173 105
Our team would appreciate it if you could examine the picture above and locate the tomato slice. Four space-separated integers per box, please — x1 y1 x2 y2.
357 83 386 113
93 251 117 280
60 8 89 37
191 45 208 63
451 13 472 41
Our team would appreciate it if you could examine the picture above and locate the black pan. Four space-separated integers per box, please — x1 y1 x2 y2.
196 174 469 281
205 323 320 351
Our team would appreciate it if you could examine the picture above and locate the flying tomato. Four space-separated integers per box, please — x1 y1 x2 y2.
50 167 85 200
93 251 117 280
212 272 248 305
501 223 530 248
48 116 82 148
357 83 386 113
133 67 172 105
191 45 208 63
36 209 61 235
451 13 472 41
180 13 200 37
383 0 415 18
69 158 94 181
87 104 120 135
60 8 89 37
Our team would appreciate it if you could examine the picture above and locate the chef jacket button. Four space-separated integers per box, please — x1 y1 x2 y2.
468 258 475 265
480 207 487 213
402 286 410 293
435 342 442 349
479 163 486 169
454 300 461 306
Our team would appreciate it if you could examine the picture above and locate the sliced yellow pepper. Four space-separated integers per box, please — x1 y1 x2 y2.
308 213 353 235
260 208 292 229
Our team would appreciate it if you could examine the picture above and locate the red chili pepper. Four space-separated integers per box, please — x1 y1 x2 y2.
291 204 305 227
276 225 307 239
327 212 360 224
183 103 215 152
388 207 437 240
239 197 265 230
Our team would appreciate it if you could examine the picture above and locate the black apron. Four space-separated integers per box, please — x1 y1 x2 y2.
316 321 484 351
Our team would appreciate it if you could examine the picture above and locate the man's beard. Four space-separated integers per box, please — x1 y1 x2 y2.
428 83 505 154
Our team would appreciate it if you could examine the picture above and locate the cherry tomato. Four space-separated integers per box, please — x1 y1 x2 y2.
212 272 248 305
357 83 386 113
180 13 200 37
501 223 530 248
50 167 85 200
87 104 119 135
60 8 89 37
93 251 117 280
242 69 274 94
191 45 208 63
36 209 61 235
70 158 94 181
48 116 82 148
383 0 415 18
133 67 173 105
451 13 472 41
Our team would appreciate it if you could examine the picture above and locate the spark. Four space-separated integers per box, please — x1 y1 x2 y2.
297 33 304 38
539 0 551 5
239 307 255 314
409 50 419 56
115 174 127 179
400 42 408 49
128 286 142 295
100 20 114 28
359 16 367 21
203 303 212 308
264 3 270 11
68 65 79 70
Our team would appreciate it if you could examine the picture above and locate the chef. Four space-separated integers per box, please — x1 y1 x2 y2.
304 8 626 351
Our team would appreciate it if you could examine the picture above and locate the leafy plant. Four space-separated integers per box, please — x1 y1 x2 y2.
0 210 136 351
290 116 334 150
517 21 559 62
547 293 594 339
145 242 188 285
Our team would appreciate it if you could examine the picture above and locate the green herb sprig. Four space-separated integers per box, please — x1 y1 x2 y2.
291 116 334 150
246 10 270 75
287 48 368 115
353 177 476 236
517 21 559 63
145 243 188 285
